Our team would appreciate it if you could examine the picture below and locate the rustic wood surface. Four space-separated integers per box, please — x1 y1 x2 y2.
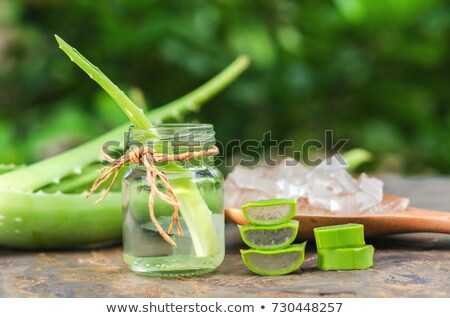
0 175 449 297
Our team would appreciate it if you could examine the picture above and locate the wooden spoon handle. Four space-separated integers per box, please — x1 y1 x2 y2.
293 208 450 238
225 208 248 225
375 207 450 235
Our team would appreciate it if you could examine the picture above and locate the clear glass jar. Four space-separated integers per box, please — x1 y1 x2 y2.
122 123 224 276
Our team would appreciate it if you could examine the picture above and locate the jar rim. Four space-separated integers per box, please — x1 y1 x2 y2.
127 123 216 146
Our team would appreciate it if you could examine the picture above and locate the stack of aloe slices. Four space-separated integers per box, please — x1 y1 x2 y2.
238 198 307 276
314 223 374 270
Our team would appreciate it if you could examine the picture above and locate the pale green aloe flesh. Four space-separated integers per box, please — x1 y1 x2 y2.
242 198 297 225
240 242 307 276
238 220 299 250
0 40 249 249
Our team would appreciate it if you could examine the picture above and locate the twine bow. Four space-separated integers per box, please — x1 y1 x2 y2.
87 145 219 247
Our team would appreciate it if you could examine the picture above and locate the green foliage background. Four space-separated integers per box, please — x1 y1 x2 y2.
0 0 449 174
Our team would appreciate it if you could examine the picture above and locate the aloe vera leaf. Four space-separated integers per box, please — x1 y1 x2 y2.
0 189 179 249
41 164 126 194
0 52 249 192
54 35 242 257
0 190 122 249
342 148 373 171
40 164 103 193
169 175 221 256
0 188 184 249
55 35 152 129
0 164 25 175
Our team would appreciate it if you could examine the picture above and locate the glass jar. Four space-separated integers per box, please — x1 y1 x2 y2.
122 123 224 276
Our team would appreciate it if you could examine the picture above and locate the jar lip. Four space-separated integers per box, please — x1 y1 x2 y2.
128 123 216 145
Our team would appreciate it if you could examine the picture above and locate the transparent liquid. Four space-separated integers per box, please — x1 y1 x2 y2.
122 167 224 276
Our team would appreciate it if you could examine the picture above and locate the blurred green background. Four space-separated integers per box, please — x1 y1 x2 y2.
0 0 449 174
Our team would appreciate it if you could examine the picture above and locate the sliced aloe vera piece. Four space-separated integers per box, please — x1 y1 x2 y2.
240 242 307 276
242 198 296 225
317 245 374 270
238 220 299 250
313 223 365 249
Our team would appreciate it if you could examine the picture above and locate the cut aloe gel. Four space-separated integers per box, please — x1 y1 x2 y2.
238 220 299 250
242 198 296 225
314 223 365 249
240 242 307 276
317 245 374 270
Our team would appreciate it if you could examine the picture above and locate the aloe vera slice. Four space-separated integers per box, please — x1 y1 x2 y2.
242 198 296 225
317 245 374 270
313 223 365 249
240 242 307 276
238 220 299 250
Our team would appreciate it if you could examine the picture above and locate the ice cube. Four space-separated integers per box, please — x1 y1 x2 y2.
269 157 309 180
227 165 268 189
354 191 380 213
307 184 337 211
224 179 272 208
330 193 361 215
363 194 410 214
297 197 333 215
270 158 309 198
332 169 358 193
359 173 383 202
226 165 277 194
314 154 349 172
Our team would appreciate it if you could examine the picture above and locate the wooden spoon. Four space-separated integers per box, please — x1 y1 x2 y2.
225 207 450 240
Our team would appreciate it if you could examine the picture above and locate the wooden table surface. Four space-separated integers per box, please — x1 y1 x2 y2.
0 175 449 298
